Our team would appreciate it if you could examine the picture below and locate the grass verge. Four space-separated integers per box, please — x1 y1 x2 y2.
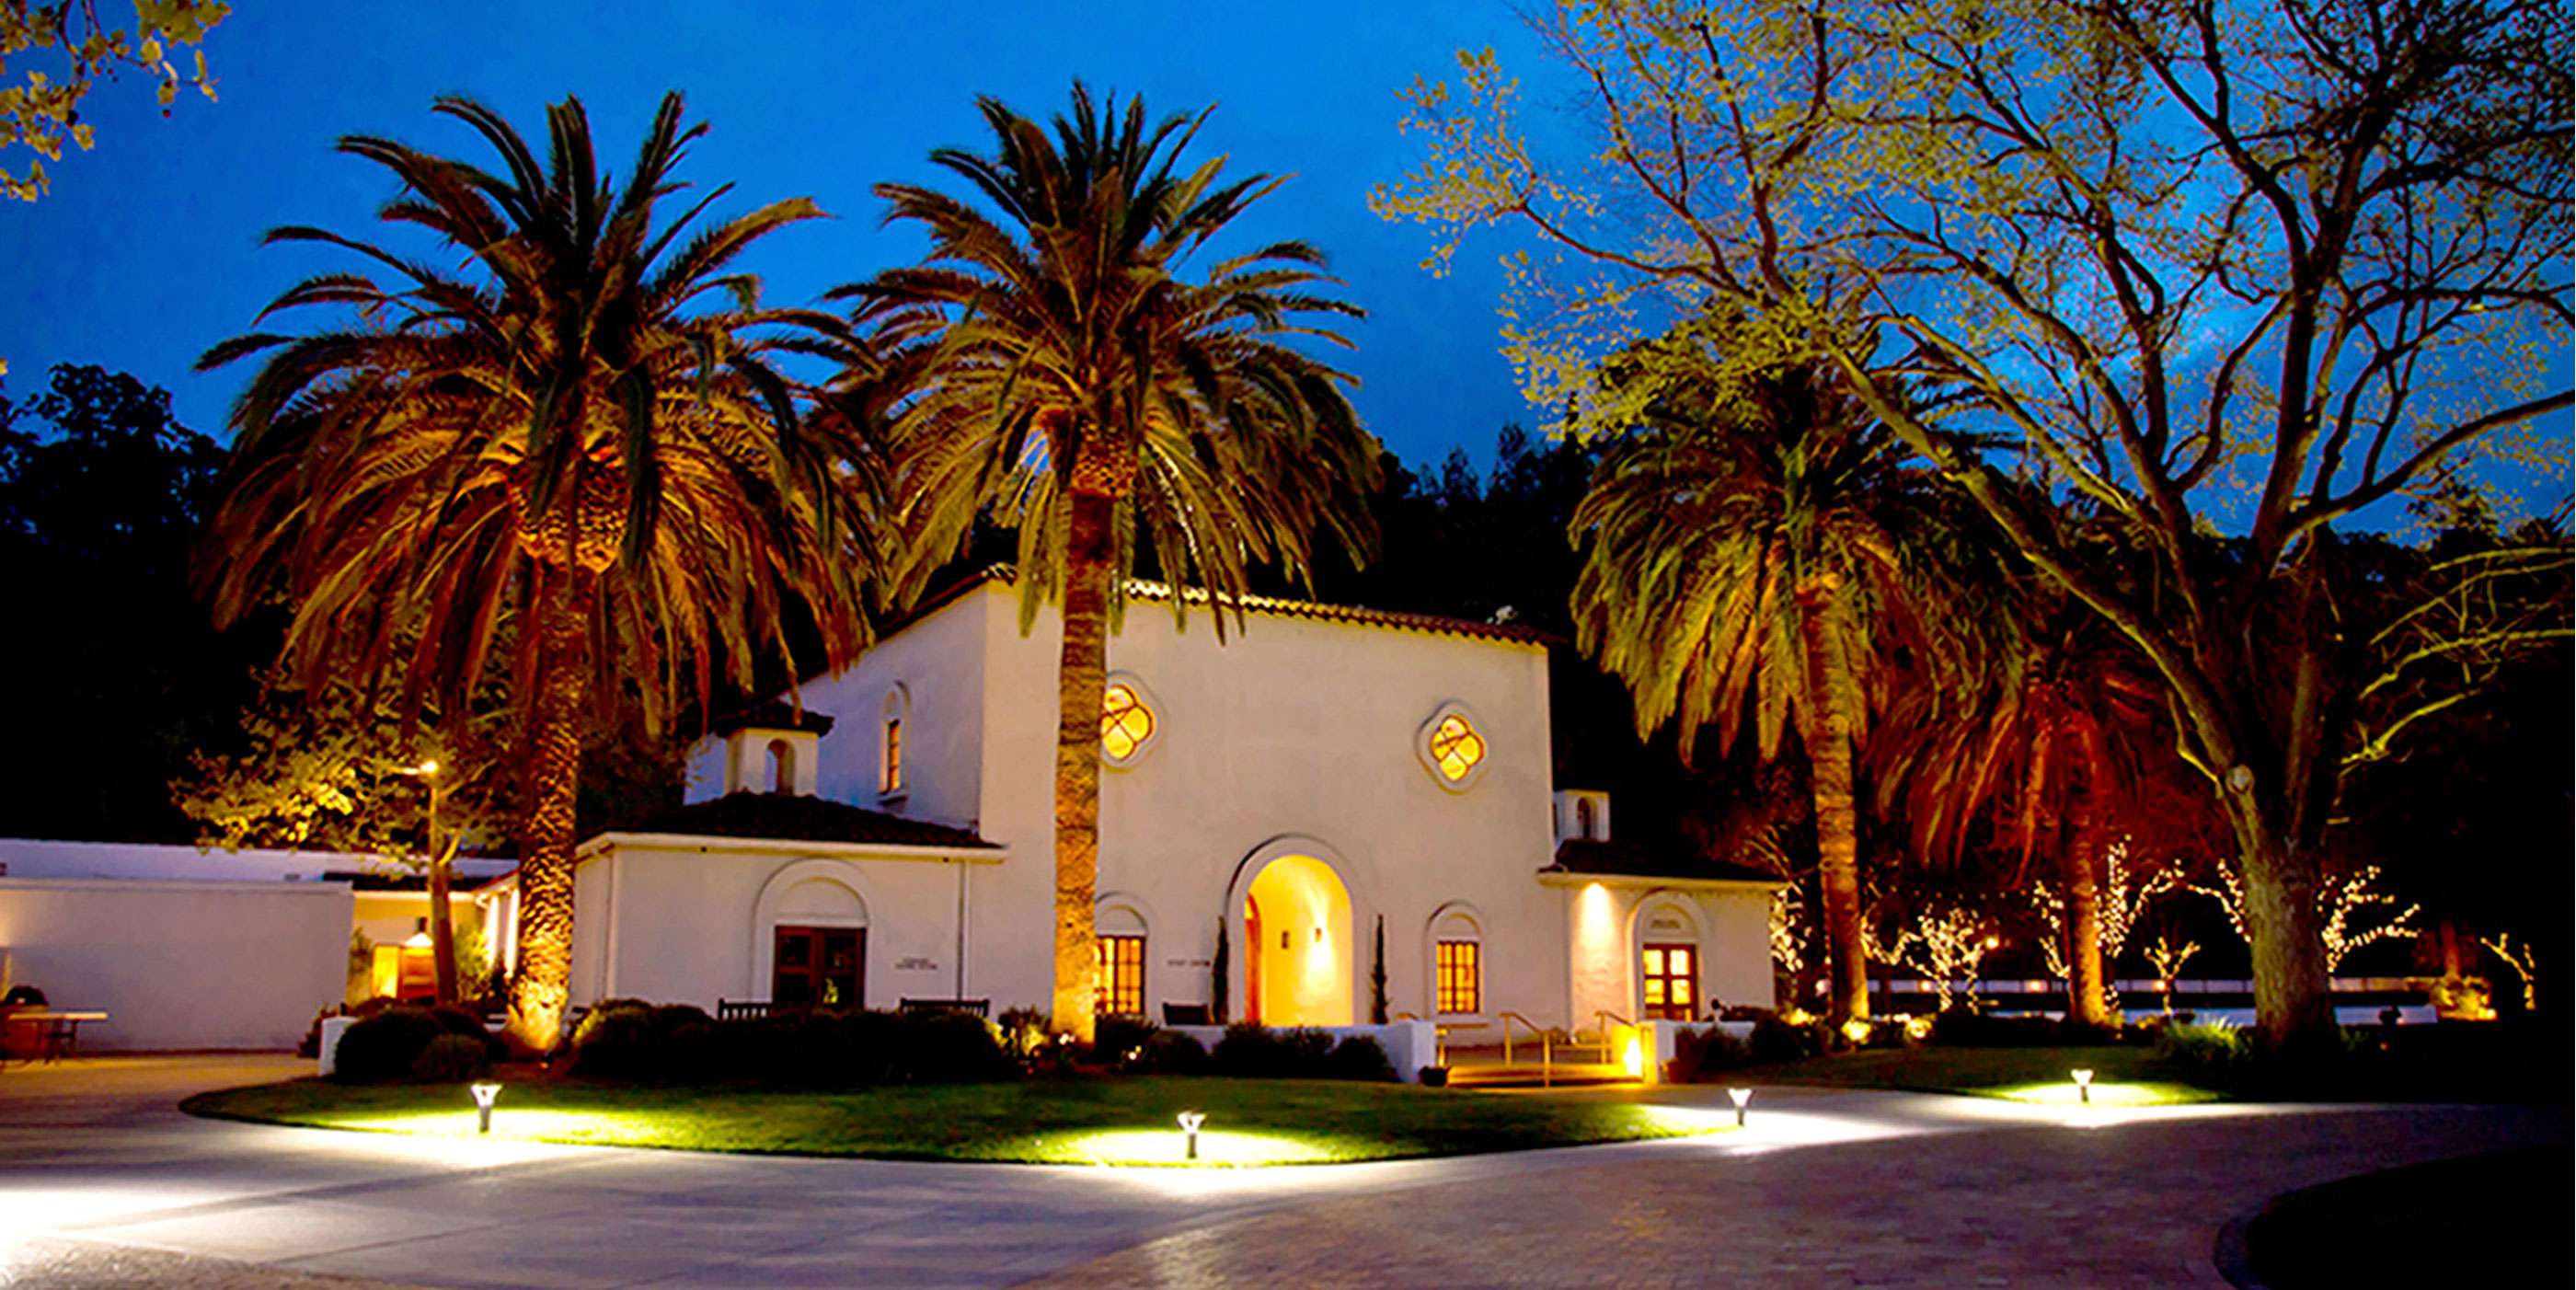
1729 1045 2225 1105
2245 1146 2572 1289
181 1076 1733 1166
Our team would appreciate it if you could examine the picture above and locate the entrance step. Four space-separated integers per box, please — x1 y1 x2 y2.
1444 1061 1639 1090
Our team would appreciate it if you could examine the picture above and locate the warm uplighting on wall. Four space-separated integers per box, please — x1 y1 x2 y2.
1621 1033 1645 1079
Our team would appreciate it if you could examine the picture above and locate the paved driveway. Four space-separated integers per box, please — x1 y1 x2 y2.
1 1055 2563 1289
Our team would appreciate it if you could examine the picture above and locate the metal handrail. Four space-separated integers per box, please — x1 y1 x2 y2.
1593 1009 1635 1065
1496 1010 1550 1087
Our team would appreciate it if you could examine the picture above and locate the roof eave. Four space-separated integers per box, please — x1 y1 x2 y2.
579 831 1006 864
1536 868 1787 893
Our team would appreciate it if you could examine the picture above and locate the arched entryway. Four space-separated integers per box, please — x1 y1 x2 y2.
1242 853 1352 1026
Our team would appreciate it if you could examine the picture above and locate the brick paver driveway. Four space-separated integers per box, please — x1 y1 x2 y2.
2 1055 2563 1288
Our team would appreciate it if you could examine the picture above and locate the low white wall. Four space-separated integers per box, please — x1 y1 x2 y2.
0 836 513 885
1167 1019 1439 1084
0 878 352 1051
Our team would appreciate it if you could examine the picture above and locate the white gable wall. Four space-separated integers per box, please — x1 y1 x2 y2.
958 583 1568 1027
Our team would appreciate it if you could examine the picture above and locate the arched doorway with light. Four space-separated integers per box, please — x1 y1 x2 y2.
1236 851 1355 1027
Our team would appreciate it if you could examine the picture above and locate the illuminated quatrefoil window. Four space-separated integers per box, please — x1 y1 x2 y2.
1099 676 1160 766
1416 703 1489 790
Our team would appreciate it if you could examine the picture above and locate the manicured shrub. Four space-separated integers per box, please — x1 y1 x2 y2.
1324 1035 1397 1082
995 1006 1051 1060
1931 1011 2068 1048
331 1006 444 1084
1210 1024 1365 1079
410 1032 490 1082
1748 1012 1827 1065
1094 1014 1158 1063
1667 1025 1752 1081
2153 1020 2250 1079
1136 1029 1209 1074
896 1009 1011 1084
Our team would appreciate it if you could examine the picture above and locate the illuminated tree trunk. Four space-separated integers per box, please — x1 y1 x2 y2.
2064 802 2110 1028
505 563 595 1054
1798 588 1869 1029
2227 798 2337 1052
428 837 459 1007
1050 462 1119 1042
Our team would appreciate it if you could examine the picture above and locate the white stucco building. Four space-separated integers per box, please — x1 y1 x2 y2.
495 571 1780 1037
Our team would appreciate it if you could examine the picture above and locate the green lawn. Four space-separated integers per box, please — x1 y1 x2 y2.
182 1077 1735 1166
2245 1146 2573 1289
1733 1045 2225 1105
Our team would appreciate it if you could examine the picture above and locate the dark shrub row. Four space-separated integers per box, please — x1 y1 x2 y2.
568 1001 1013 1087
329 1005 503 1084
1209 1023 1397 1081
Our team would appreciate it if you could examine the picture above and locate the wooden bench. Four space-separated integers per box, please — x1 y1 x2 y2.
898 997 990 1018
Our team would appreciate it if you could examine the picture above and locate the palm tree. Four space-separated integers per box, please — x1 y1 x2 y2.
1570 326 1962 1028
1872 580 2172 1027
840 84 1377 1040
196 92 877 1053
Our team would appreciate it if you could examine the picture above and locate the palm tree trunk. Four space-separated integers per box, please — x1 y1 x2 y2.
428 837 459 1007
1798 589 1869 1029
2064 800 2110 1028
1050 485 1116 1042
506 563 595 1054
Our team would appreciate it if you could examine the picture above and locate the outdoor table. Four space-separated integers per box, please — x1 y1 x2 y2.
1 1010 108 1064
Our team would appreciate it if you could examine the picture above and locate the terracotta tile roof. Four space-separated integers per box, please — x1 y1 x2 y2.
710 699 837 736
892 565 1557 646
624 791 997 850
1546 838 1783 884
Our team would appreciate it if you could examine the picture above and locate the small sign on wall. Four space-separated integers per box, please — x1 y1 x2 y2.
1166 958 1211 968
894 956 939 972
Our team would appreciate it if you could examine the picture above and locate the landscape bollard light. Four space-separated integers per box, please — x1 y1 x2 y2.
2071 1069 2094 1105
471 1082 501 1134
1728 1087 1752 1127
1177 1111 1206 1160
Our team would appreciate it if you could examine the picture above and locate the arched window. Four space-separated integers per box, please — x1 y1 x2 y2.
1095 901 1149 1017
1574 795 1597 839
766 738 796 795
1429 906 1483 1015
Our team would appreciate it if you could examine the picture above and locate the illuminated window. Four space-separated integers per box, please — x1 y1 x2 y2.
1096 934 1145 1015
1427 714 1486 781
1436 939 1481 1014
1641 942 1697 1021
1100 683 1156 763
880 718 903 796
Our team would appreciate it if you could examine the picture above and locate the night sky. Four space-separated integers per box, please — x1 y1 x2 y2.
1 0 1555 473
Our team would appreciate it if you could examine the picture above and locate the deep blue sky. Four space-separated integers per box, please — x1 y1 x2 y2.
0 0 1550 474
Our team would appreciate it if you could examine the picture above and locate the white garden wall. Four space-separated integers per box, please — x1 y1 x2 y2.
0 877 351 1051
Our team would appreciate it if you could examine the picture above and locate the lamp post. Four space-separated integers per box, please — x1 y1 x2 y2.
471 1082 501 1134
398 759 458 1006
1177 1111 1205 1160
1727 1087 1752 1127
2071 1068 2094 1105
